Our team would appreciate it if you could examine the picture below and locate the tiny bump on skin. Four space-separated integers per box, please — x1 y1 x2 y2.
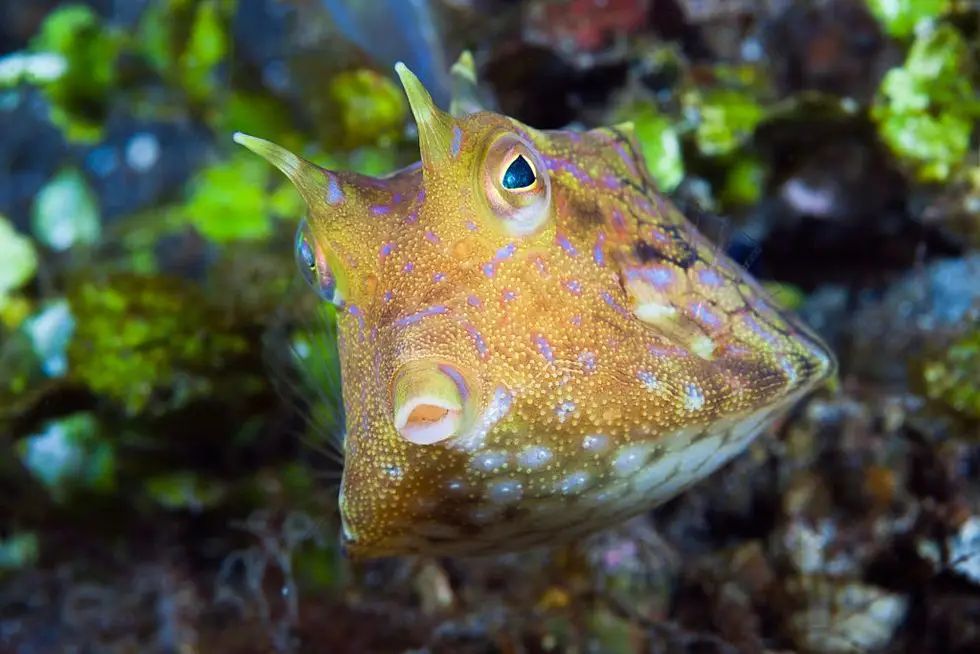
236 56 837 559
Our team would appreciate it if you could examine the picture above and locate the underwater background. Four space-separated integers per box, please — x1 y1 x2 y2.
1 0 980 652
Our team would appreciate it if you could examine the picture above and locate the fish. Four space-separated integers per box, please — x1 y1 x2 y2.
233 52 836 560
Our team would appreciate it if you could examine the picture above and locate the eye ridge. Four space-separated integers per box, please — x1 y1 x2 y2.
501 154 536 190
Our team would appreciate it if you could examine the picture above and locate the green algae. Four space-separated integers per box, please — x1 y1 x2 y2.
66 273 250 416
920 329 980 422
720 156 766 207
182 150 279 243
327 68 408 150
0 216 38 311
685 86 767 158
872 24 979 183
630 103 685 192
27 3 125 142
145 470 229 511
865 0 952 38
139 0 237 110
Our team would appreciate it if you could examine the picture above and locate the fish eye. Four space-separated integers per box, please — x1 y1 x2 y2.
295 230 316 285
294 221 339 304
482 133 551 236
501 154 536 190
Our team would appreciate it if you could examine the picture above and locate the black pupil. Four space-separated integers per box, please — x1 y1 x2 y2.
502 155 535 190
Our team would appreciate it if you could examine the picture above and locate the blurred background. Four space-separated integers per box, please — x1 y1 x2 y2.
1 0 979 652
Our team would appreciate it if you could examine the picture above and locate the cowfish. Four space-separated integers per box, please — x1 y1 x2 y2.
233 52 836 560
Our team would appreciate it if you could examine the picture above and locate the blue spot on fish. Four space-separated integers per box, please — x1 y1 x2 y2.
451 125 462 156
698 268 724 287
555 233 578 257
348 304 365 338
396 305 449 327
637 370 659 391
689 300 721 328
534 334 554 362
439 362 470 400
464 323 489 359
593 232 606 266
326 174 344 205
601 291 630 318
495 242 517 261
630 266 673 289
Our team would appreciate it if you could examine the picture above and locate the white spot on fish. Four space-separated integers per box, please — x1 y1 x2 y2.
684 383 705 411
518 446 553 469
452 387 513 453
471 450 509 474
558 471 591 496
691 335 716 360
637 370 660 391
556 400 576 423
487 478 524 505
582 433 608 451
613 443 654 477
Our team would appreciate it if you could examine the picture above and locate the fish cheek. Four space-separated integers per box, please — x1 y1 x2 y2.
339 432 475 557
338 343 487 554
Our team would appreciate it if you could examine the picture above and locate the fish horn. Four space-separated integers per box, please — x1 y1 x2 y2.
394 62 455 168
233 132 345 208
449 50 484 117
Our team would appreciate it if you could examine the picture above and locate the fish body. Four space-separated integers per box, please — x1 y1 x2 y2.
234 54 836 559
